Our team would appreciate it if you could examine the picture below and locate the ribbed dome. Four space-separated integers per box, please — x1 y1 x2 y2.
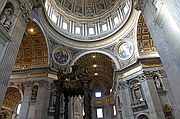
54 0 118 19
44 0 134 48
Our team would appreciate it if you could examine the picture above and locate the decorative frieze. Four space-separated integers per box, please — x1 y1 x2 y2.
38 80 48 86
143 69 167 80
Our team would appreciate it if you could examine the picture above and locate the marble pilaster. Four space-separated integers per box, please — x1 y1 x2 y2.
140 76 164 119
119 81 134 119
18 82 33 119
34 80 50 119
134 0 180 116
0 0 32 107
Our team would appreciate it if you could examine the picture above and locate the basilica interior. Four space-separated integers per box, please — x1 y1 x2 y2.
0 0 180 119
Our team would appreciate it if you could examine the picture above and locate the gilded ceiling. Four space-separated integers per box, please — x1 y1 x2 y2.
76 53 115 95
13 21 48 70
137 14 158 57
2 87 21 110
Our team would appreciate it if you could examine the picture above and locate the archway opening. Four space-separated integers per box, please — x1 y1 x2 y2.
0 87 22 119
74 52 116 118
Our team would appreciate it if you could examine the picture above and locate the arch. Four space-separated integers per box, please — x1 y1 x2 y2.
73 51 116 96
2 87 21 110
8 85 23 102
135 113 150 119
71 49 120 69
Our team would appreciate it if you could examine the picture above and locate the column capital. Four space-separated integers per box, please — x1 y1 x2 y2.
118 81 129 90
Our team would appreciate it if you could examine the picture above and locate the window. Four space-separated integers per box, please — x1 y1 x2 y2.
102 24 108 32
51 13 57 23
123 5 129 15
75 27 81 34
89 27 94 35
114 16 119 25
110 88 112 93
16 103 21 114
62 22 68 30
97 108 103 118
113 105 117 115
95 92 101 98
45 1 49 11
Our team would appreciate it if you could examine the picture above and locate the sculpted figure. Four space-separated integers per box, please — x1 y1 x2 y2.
0 7 13 30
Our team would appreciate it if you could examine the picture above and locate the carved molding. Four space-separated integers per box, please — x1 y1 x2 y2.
143 69 167 80
118 81 129 89
134 0 148 11
18 2 32 23
38 80 48 86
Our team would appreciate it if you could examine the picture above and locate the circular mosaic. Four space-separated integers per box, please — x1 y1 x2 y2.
118 42 133 60
52 47 70 65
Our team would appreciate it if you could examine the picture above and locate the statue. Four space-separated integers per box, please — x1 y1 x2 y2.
154 76 163 90
31 85 38 100
0 7 13 30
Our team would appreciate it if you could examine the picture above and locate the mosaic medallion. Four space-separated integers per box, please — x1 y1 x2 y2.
118 42 133 60
52 47 70 65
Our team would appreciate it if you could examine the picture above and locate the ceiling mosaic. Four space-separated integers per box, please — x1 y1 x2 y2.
13 21 48 70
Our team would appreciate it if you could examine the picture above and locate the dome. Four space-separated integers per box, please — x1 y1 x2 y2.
44 0 132 43
54 0 121 19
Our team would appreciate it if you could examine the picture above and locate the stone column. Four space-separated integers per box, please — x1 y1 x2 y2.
18 82 32 119
83 79 92 119
140 74 165 119
0 1 32 107
119 81 134 119
34 80 50 119
134 0 180 116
